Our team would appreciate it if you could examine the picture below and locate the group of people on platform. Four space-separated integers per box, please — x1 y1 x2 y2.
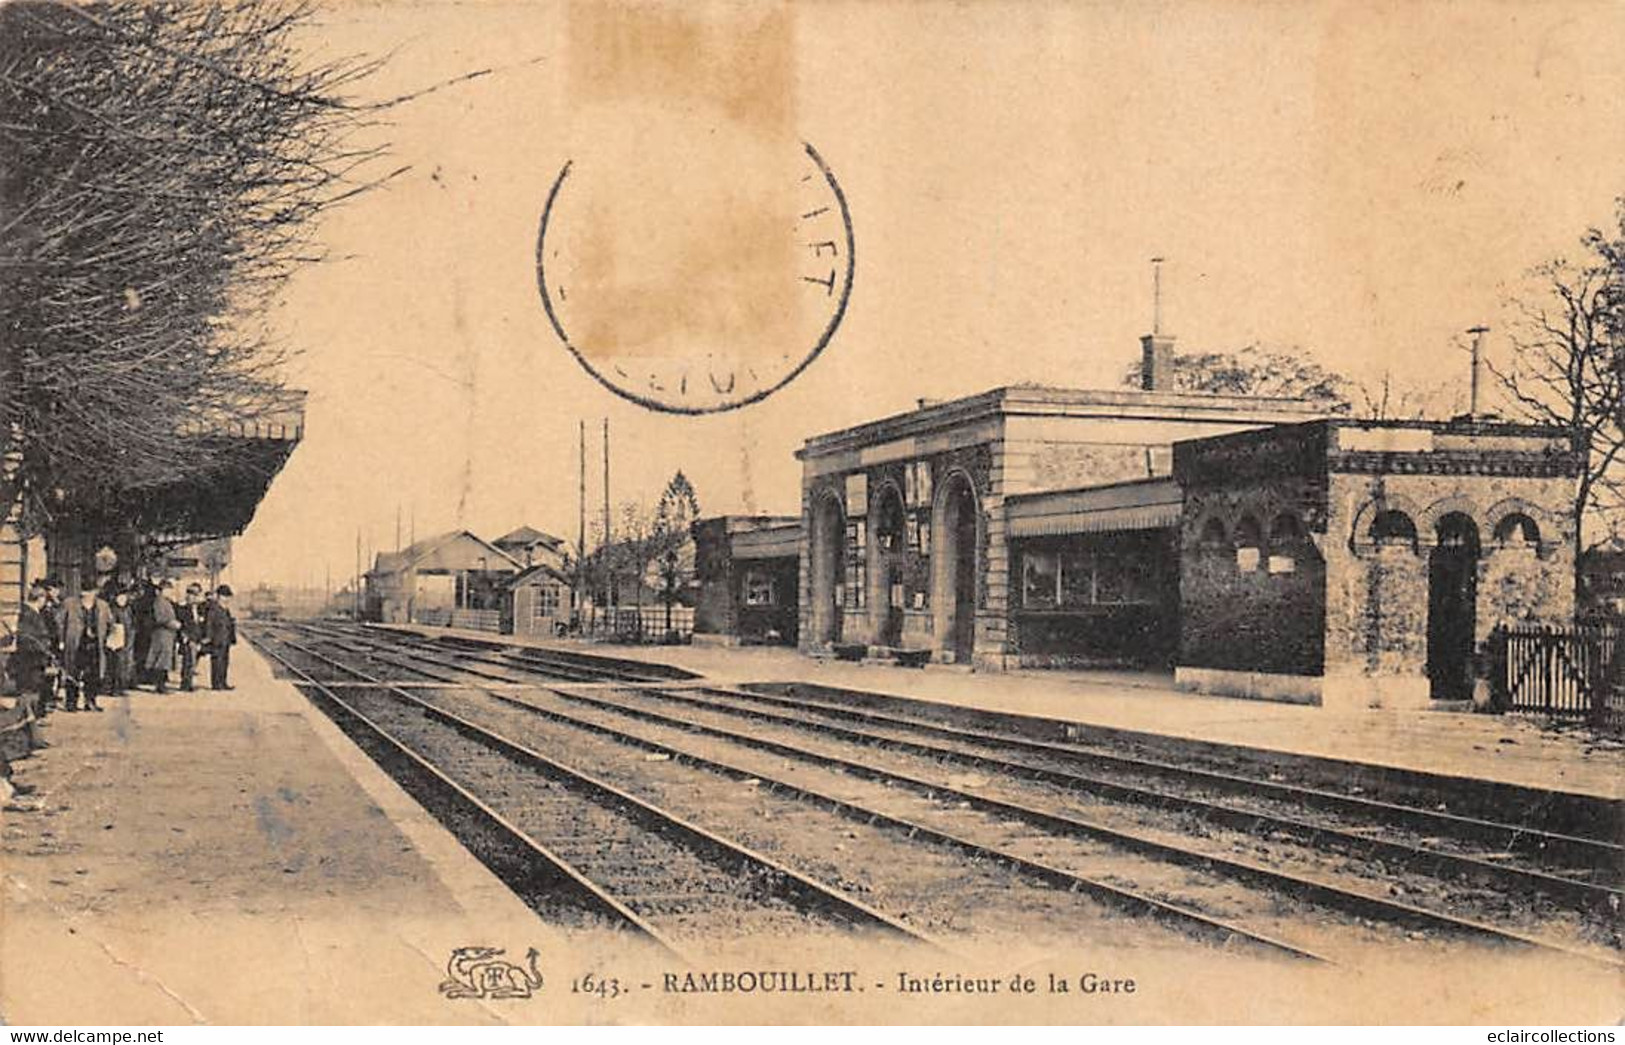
1 576 238 806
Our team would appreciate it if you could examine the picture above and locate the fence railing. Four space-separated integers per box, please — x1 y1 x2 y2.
576 604 694 643
451 608 503 633
1488 621 1622 724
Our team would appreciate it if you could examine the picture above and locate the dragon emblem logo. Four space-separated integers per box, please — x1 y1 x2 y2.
438 946 544 1000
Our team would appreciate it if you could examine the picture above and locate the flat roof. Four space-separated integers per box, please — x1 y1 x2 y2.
798 383 1327 459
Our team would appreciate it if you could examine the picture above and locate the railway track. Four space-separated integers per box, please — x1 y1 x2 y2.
260 622 1348 960
250 628 934 955
300 622 1624 909
258 621 1623 966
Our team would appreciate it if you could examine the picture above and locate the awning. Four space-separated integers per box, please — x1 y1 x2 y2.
1007 478 1182 538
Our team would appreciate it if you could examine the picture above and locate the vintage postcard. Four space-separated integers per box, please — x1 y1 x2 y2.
1 0 1621 1029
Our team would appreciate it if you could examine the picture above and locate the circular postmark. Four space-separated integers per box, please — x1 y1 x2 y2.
535 139 854 415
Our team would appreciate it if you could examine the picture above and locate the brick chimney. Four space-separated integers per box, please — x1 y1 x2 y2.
1140 333 1176 391
1139 256 1176 390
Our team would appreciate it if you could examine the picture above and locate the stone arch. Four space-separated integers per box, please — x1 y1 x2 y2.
1485 496 1550 552
868 480 908 646
1418 495 1483 545
1349 493 1424 554
1369 509 1421 552
806 488 847 647
930 468 982 664
1198 515 1230 552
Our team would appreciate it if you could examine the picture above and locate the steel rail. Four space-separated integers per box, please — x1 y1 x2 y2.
510 679 1623 969
315 622 1622 875
269 622 1624 964
255 627 936 947
246 631 682 953
597 683 1623 913
280 627 1334 962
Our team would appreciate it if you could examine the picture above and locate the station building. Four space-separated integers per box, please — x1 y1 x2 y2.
796 341 1582 708
364 530 520 629
692 515 802 646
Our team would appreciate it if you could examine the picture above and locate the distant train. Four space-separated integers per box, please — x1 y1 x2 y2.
245 584 283 620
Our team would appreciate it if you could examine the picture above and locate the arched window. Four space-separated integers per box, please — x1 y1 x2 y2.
1199 517 1228 552
1435 512 1481 554
1493 513 1540 548
1369 509 1419 551
1269 513 1305 575
1235 514 1263 573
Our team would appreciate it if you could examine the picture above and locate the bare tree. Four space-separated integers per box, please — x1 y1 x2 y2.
1 1 491 547
1488 200 1625 567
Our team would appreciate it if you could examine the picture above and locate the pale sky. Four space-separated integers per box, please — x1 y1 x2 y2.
232 0 1625 588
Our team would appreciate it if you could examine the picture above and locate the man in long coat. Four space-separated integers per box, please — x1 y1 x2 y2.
144 578 181 694
61 579 110 712
176 584 204 692
5 583 54 751
204 585 238 691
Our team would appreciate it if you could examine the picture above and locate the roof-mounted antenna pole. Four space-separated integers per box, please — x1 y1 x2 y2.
1151 256 1166 336
1467 325 1489 418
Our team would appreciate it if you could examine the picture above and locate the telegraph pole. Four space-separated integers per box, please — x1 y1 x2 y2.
353 530 361 620
577 419 586 620
603 417 612 612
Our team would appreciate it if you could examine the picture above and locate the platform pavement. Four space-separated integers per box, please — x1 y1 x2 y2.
382 624 1623 801
0 642 575 1025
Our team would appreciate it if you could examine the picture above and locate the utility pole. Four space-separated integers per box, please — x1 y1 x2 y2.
1467 325 1489 418
577 419 586 621
395 503 402 552
1151 256 1165 335
603 417 613 614
353 530 361 621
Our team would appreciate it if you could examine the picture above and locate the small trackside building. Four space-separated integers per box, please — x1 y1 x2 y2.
507 562 574 637
692 515 802 646
364 530 520 630
1172 418 1582 708
795 379 1325 669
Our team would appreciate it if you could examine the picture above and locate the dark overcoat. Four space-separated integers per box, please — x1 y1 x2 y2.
62 598 112 677
204 601 237 650
144 594 180 672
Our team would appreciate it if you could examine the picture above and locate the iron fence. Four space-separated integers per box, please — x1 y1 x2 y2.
1488 621 1622 724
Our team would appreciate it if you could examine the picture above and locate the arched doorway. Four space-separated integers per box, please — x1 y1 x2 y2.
1427 512 1481 700
934 474 979 664
809 494 845 646
871 485 907 648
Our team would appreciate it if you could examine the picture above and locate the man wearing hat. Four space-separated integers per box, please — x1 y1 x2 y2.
203 585 237 691
143 578 181 694
60 578 110 712
38 577 64 713
176 584 204 692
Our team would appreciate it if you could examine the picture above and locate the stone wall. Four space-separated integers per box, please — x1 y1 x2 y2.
1321 469 1577 706
1178 483 1328 677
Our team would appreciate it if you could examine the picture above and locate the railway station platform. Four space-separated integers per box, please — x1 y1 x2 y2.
380 624 1622 802
0 642 561 1025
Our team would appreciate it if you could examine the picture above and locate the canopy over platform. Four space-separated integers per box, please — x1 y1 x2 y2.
1006 477 1182 538
127 398 306 545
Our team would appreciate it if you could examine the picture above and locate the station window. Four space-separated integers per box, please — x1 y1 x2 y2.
1023 544 1159 608
534 585 561 617
1022 551 1060 608
909 513 932 555
1235 515 1264 573
743 570 775 607
904 460 933 508
844 520 866 609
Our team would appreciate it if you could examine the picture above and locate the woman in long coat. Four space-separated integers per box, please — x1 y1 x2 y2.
143 579 181 693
